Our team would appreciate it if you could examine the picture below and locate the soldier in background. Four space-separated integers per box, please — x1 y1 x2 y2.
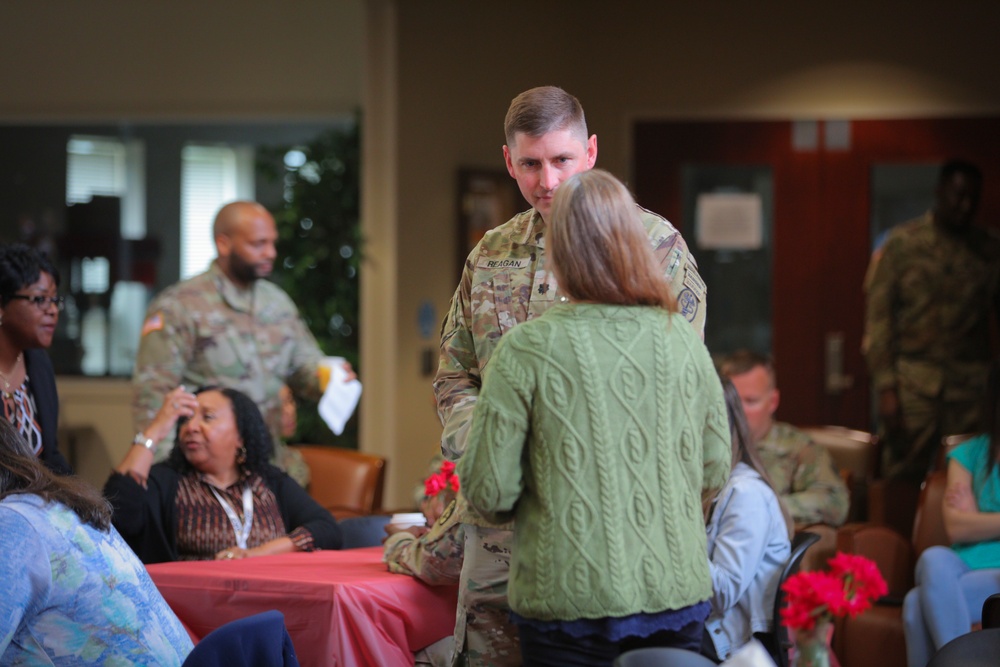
434 86 707 666
865 160 1000 481
864 160 1000 532
131 201 341 487
720 350 849 527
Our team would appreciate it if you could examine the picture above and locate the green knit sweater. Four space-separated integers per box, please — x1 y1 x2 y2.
458 303 731 622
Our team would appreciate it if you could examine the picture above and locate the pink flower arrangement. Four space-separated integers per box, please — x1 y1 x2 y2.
424 460 460 497
780 552 888 631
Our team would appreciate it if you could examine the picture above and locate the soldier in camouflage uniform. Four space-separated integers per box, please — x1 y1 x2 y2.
865 160 1000 484
433 86 707 667
720 350 849 527
132 201 324 487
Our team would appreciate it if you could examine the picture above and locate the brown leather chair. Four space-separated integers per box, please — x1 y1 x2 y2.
291 445 387 519
800 426 878 522
796 523 838 573
832 471 949 667
870 433 974 537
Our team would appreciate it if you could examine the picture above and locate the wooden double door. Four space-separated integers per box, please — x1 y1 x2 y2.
633 117 1000 429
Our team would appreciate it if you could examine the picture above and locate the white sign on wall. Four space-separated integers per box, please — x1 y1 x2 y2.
695 193 763 250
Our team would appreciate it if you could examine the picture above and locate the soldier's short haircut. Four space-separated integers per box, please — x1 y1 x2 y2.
212 201 267 239
504 86 588 145
719 348 777 388
939 159 982 187
548 169 675 311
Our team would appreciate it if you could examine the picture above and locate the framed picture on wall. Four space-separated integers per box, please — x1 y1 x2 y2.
456 168 523 280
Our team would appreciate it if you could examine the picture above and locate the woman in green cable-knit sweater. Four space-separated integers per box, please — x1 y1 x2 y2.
458 169 731 666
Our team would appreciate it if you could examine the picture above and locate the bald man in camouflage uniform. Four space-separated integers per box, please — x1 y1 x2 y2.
434 86 706 667
865 160 1000 486
132 201 322 486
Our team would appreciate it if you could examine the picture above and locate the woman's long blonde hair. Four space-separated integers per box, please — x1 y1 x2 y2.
549 169 676 310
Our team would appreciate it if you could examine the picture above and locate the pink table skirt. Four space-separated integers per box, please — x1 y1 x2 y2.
147 546 458 667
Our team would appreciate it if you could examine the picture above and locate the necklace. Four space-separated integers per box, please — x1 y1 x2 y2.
0 352 23 394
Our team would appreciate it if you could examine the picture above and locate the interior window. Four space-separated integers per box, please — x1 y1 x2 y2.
180 144 254 279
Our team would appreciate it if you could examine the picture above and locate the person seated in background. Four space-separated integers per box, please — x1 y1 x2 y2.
902 361 1000 667
104 385 341 563
720 349 849 527
702 377 793 664
0 243 71 475
0 418 193 665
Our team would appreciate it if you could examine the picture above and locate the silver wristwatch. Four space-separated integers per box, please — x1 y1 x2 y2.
133 432 156 452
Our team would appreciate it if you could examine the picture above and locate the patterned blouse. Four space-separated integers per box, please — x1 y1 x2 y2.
1 377 43 457
0 494 193 665
175 471 314 559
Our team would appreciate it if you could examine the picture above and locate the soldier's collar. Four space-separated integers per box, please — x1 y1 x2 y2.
516 209 547 248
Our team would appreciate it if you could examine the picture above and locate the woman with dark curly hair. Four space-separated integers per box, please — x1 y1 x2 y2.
104 385 342 563
0 418 192 665
0 243 69 474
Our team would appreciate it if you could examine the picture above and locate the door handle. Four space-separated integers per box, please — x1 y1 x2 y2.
825 332 854 395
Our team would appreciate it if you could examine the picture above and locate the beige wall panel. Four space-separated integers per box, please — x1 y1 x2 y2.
0 0 363 120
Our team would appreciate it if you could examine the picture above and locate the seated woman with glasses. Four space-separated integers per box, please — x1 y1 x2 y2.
0 243 69 474
104 385 342 563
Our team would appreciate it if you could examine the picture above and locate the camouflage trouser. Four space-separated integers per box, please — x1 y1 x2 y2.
451 525 520 667
883 389 982 483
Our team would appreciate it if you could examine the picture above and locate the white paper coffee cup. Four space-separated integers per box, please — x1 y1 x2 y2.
389 512 426 529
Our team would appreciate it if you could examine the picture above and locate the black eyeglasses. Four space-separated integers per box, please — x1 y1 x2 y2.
7 295 65 311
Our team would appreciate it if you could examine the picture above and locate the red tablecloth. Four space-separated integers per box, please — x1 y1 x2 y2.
146 547 458 667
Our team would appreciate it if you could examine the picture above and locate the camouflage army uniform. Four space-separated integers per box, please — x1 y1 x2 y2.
433 206 706 667
384 498 464 585
132 261 323 486
757 421 849 526
864 213 1000 481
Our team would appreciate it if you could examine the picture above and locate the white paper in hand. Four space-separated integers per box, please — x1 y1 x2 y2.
318 357 362 435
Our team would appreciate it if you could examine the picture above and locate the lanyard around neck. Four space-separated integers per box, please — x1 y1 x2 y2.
210 484 253 549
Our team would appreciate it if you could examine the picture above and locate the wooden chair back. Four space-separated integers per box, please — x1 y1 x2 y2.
836 523 915 596
291 445 386 519
911 469 949 557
